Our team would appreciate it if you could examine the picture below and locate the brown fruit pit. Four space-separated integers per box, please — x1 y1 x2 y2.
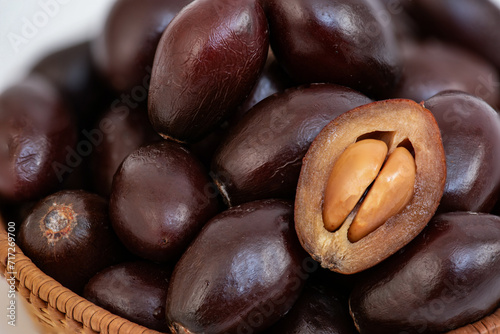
295 99 446 274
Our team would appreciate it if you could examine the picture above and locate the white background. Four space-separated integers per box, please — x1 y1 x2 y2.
0 1 115 332
0 0 116 92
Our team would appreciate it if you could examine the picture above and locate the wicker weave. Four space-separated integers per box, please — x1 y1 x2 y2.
0 214 499 334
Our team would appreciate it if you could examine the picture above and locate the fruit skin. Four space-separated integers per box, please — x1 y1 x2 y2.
233 49 294 120
424 90 500 213
31 41 112 130
264 0 402 99
189 49 293 168
89 106 160 197
349 212 500 334
84 261 172 332
211 83 372 206
109 141 220 263
391 40 500 107
407 0 500 70
264 277 358 334
294 99 446 274
17 190 127 294
165 199 309 334
0 76 77 203
148 0 269 143
92 0 193 93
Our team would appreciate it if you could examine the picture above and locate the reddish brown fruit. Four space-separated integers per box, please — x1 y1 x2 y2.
148 0 269 143
17 190 127 294
295 99 446 274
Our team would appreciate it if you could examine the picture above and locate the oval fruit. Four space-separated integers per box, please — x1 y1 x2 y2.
84 261 172 332
425 90 500 213
109 141 219 262
165 199 309 334
17 190 127 294
265 278 358 334
264 0 402 98
92 0 192 92
211 83 372 206
0 76 77 202
89 106 160 197
349 212 500 334
31 41 112 130
148 0 269 143
408 0 500 69
295 99 446 274
391 40 500 107
233 49 294 120
189 49 293 168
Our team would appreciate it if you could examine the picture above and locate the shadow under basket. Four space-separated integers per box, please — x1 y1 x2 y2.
1 216 499 334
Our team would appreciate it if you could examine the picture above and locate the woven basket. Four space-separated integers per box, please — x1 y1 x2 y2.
1 214 499 334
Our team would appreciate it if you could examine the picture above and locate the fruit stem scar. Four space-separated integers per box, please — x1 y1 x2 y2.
40 204 77 244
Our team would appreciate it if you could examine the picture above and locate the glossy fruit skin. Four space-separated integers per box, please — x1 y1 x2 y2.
424 91 500 213
148 0 269 143
408 0 500 69
349 212 500 334
89 107 160 197
31 41 112 130
211 83 372 206
264 0 402 99
165 199 309 334
265 278 358 334
189 49 293 168
84 261 172 332
391 40 500 107
0 76 77 203
92 0 193 93
17 190 127 294
233 49 294 120
109 141 219 263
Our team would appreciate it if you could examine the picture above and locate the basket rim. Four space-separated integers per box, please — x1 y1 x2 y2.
1 214 499 334
0 214 163 334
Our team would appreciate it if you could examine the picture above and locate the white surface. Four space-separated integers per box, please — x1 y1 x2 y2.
0 278 42 334
0 1 116 332
0 0 115 92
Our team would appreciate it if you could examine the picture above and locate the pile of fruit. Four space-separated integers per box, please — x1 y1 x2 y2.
1 0 500 333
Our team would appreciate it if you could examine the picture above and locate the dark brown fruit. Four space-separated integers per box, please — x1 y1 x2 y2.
92 0 192 93
424 90 500 213
31 41 112 130
0 76 77 202
391 40 500 107
233 48 294 120
295 99 446 274
148 0 269 143
89 107 160 197
264 0 402 98
17 190 127 294
493 200 500 215
189 49 294 168
165 199 310 334
211 83 372 206
349 212 500 334
109 141 219 262
265 278 358 334
83 261 172 332
408 0 500 70
378 0 422 42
